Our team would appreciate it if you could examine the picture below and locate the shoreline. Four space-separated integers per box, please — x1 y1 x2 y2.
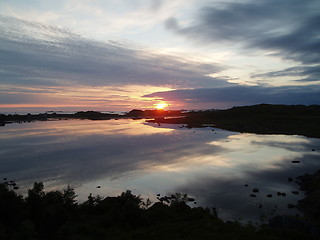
2 104 320 139
0 109 183 126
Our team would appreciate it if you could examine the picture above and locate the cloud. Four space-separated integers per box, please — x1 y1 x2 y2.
252 66 320 83
165 17 179 31
150 0 163 11
144 85 320 108
165 0 320 83
0 15 226 89
166 0 319 59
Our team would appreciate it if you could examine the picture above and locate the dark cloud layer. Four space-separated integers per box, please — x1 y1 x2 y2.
145 85 320 108
252 66 320 83
0 16 225 89
166 0 320 82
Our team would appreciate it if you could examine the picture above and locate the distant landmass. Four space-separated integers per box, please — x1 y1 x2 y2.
1 104 320 138
148 104 320 138
0 109 182 124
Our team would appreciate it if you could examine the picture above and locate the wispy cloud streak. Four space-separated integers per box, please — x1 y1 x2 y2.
165 0 320 83
0 16 225 88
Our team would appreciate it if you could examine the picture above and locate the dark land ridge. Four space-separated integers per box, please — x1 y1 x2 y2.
147 104 320 138
1 104 320 138
0 109 182 125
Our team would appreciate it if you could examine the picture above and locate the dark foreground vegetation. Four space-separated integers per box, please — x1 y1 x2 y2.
148 104 320 138
296 170 320 225
1 174 320 240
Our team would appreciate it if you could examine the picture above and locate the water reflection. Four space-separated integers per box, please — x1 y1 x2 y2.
0 119 227 190
176 133 320 222
0 119 319 223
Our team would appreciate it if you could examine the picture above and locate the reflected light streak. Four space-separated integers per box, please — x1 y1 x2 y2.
209 133 310 151
153 154 232 173
208 133 311 169
0 119 174 140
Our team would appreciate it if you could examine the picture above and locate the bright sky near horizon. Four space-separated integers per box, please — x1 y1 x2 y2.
0 0 319 112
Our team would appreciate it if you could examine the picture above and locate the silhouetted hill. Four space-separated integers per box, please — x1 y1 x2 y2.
0 111 121 126
0 110 183 126
148 104 320 138
126 109 182 118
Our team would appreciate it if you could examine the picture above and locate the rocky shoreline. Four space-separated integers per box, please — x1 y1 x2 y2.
296 170 320 224
268 169 320 235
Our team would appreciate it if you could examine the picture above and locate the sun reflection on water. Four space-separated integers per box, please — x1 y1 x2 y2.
0 119 174 139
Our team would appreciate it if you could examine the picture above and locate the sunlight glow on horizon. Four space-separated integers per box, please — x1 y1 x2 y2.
0 84 176 113
1 1 319 112
154 103 169 110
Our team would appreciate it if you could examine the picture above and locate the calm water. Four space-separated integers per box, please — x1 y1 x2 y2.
1 119 320 223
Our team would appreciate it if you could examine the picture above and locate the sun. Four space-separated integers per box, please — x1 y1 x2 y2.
154 103 169 110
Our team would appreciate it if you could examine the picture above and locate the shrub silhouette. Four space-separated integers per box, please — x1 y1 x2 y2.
0 182 318 240
0 183 25 236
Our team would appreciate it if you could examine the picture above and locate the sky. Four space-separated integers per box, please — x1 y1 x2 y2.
0 0 319 112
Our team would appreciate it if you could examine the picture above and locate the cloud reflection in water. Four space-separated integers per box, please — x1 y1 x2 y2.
176 134 320 222
1 119 319 222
